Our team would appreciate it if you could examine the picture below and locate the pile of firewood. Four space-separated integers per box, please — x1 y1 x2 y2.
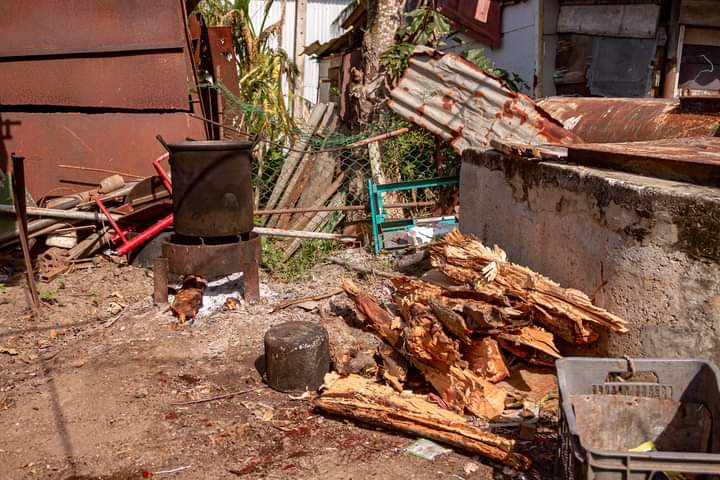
313 230 628 468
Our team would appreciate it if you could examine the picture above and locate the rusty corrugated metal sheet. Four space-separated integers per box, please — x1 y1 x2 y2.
388 47 581 153
0 0 210 198
0 0 192 110
564 137 720 187
0 0 186 58
538 97 720 144
0 112 206 198
0 53 191 110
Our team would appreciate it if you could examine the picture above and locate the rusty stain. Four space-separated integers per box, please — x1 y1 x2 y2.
389 46 580 153
539 97 720 143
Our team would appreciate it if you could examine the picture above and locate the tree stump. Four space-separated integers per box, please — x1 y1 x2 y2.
264 321 330 393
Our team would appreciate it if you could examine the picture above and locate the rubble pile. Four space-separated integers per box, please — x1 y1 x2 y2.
314 230 628 468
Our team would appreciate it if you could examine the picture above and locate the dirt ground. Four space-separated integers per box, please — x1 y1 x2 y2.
0 252 559 480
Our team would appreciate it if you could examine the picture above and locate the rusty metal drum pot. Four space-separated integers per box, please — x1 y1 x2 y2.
167 140 254 237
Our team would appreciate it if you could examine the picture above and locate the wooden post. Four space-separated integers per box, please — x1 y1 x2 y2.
10 154 41 314
153 257 169 305
293 0 308 118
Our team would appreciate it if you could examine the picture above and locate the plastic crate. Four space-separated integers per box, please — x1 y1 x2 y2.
557 357 720 480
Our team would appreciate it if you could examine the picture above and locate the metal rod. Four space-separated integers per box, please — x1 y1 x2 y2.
10 154 41 312
56 164 145 179
0 205 122 222
254 201 435 216
115 214 174 256
254 226 355 242
152 153 173 193
95 197 128 243
345 127 410 148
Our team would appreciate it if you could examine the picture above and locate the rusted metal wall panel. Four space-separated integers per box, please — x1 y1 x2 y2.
539 97 720 143
564 137 720 187
0 112 206 198
0 0 186 58
0 52 191 110
388 46 581 154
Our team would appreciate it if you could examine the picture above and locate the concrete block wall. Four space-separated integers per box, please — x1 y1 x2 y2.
460 149 720 363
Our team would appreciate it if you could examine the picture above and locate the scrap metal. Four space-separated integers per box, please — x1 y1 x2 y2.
539 97 720 143
564 136 720 186
388 46 581 154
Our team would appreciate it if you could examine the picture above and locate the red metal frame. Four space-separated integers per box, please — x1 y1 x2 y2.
95 153 175 256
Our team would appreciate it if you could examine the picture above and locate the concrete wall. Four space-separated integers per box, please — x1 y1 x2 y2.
460 149 720 363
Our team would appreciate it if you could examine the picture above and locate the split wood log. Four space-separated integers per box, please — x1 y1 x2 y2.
314 373 531 470
462 337 510 383
264 103 327 214
377 343 408 392
319 310 381 377
400 299 506 418
341 279 506 418
254 227 355 242
497 326 561 360
430 230 628 345
170 276 206 323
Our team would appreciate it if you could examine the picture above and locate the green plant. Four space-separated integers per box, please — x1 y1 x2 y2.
461 48 529 92
197 0 297 140
0 283 5 294
261 237 339 281
382 7 451 81
40 289 58 303
57 277 65 289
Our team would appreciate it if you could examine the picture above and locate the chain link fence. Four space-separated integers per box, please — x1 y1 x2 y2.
218 90 459 265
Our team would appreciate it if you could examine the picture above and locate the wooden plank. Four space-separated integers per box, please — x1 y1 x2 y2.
680 0 720 28
557 4 660 38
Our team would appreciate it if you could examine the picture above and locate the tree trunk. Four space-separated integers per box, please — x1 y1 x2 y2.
357 0 406 124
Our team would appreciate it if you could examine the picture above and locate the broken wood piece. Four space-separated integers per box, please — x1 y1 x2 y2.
430 230 628 345
171 388 255 406
329 257 401 280
463 337 510 383
171 276 206 323
428 296 472 345
320 311 381 377
314 373 530 470
272 288 344 312
497 326 561 360
341 278 403 347
377 343 409 392
0 204 122 222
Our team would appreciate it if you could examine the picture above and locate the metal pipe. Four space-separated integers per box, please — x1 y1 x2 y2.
152 153 173 193
254 227 355 242
95 197 128 243
0 205 122 221
254 201 435 216
115 214 174 256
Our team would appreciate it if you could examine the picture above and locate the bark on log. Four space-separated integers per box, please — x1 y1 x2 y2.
314 373 530 470
319 311 381 377
430 230 628 345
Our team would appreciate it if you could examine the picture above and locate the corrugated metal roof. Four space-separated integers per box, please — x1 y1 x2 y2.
388 47 581 153
539 97 720 143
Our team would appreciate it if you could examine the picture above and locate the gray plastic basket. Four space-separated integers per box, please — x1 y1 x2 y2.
557 357 720 480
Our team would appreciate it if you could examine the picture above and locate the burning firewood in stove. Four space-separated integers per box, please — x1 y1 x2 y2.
171 275 207 323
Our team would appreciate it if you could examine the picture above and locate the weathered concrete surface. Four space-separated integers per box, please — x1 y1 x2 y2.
460 149 720 362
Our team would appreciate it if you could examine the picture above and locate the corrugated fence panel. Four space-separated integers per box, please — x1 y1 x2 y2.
0 0 186 58
249 0 352 103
